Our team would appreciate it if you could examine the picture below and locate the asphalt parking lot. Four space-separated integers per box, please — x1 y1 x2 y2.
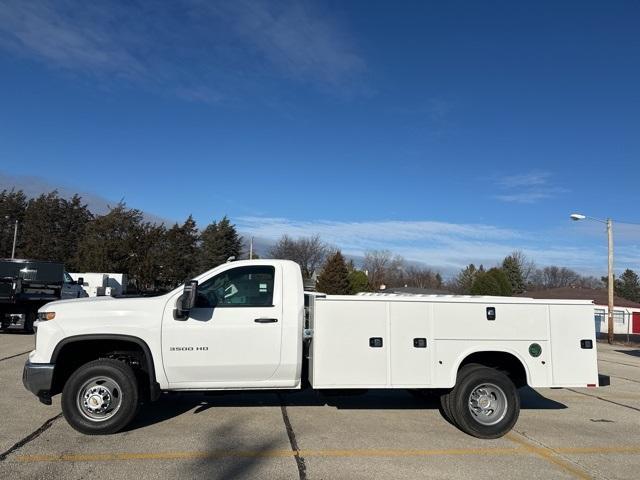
1 334 639 479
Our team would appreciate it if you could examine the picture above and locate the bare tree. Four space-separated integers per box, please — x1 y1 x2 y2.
268 234 329 279
528 266 580 289
508 251 536 285
362 250 404 289
404 265 443 289
574 275 604 289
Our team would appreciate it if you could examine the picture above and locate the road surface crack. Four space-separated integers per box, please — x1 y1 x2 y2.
0 350 31 362
0 413 62 462
510 429 609 480
278 393 307 480
567 388 640 413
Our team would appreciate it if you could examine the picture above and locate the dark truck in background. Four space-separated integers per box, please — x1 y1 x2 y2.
0 259 83 332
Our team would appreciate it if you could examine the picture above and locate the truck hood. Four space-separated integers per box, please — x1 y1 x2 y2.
44 295 123 308
42 295 164 311
39 294 172 329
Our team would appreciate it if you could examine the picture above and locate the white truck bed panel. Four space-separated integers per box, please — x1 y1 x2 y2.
389 302 431 385
433 303 548 340
309 295 598 389
311 300 388 386
549 304 599 386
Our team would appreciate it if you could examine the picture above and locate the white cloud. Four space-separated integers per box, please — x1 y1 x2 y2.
496 171 551 188
493 170 567 204
236 216 630 276
205 1 365 88
0 0 366 101
494 191 554 204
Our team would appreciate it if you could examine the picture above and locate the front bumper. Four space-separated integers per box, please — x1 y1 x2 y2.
22 360 55 405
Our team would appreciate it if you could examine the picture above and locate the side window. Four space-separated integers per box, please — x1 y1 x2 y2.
64 272 74 284
195 266 275 308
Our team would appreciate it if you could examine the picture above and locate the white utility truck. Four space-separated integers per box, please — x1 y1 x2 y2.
23 260 598 438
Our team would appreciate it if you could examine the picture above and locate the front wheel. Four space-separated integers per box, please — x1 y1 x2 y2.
62 359 139 435
443 365 520 439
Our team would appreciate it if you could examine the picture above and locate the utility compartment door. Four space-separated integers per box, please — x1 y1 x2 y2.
549 304 599 386
389 302 431 385
312 300 387 387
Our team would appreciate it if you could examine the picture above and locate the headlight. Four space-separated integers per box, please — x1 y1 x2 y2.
38 312 56 321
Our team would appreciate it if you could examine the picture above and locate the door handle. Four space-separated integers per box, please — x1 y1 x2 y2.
254 318 278 323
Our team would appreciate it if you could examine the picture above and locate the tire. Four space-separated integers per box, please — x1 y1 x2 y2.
439 390 455 426
62 359 139 435
440 364 485 428
447 365 520 439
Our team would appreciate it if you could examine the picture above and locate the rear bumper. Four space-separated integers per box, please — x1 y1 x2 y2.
22 360 55 405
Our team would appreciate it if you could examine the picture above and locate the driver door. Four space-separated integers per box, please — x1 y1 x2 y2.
161 264 283 386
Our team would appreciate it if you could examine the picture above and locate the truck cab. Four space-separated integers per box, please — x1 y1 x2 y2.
61 271 88 300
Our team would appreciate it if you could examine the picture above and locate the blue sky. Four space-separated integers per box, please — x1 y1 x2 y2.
1 0 639 275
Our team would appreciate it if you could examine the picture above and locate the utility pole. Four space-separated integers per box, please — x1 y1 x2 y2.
11 219 18 259
570 213 616 344
607 218 614 344
249 236 254 260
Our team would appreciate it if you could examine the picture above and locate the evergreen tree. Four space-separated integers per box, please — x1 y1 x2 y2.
75 202 144 274
502 254 525 294
0 189 28 257
316 251 351 294
129 223 168 292
615 269 640 303
348 270 370 293
344 259 370 293
162 215 200 286
21 192 62 262
58 195 92 269
21 192 91 268
470 268 512 296
200 216 243 270
454 264 478 294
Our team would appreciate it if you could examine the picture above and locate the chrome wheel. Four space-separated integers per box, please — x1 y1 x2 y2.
76 376 123 422
468 383 508 426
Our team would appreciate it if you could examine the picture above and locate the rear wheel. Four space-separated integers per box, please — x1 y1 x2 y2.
62 359 139 435
443 365 519 439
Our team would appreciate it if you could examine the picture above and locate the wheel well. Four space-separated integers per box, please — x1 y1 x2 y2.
459 351 528 388
51 337 158 400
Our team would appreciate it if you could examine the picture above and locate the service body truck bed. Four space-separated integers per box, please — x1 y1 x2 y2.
23 260 598 438
308 294 596 389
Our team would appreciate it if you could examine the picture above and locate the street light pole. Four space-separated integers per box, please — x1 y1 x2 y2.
607 218 614 344
570 213 615 344
11 219 18 259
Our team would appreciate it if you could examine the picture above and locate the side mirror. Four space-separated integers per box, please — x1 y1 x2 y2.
77 277 84 286
174 280 198 320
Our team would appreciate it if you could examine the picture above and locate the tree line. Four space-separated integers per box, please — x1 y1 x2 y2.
0 189 242 292
449 252 640 303
269 233 640 301
269 235 443 294
3 188 639 300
